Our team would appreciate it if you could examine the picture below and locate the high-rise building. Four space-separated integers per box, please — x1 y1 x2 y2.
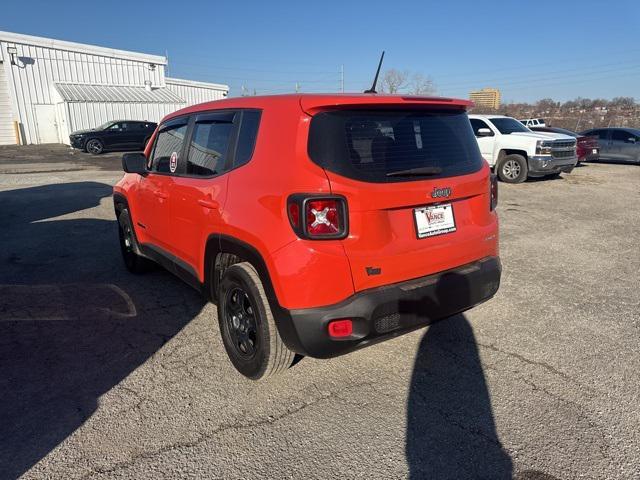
469 88 501 110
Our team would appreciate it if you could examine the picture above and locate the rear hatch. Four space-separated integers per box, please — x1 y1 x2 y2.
305 102 497 292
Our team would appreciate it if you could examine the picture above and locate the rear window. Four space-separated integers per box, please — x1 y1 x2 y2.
307 109 483 182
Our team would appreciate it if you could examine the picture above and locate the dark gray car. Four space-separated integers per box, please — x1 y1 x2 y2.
580 127 640 164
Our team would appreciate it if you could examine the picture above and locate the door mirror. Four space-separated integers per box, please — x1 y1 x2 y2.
122 153 147 174
477 128 494 137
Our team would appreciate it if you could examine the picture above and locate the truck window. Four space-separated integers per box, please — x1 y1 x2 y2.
470 119 492 136
488 118 530 134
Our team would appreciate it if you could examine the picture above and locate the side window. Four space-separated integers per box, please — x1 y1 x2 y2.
187 120 234 176
592 130 609 141
470 119 491 136
611 130 636 142
150 122 188 173
234 110 262 168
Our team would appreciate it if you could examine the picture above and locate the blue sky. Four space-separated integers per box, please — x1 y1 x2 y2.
2 0 639 102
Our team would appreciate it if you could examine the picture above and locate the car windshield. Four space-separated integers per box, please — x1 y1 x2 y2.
308 109 483 183
489 118 531 134
97 121 116 130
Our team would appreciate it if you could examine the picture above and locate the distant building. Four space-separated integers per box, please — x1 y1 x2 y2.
0 31 229 145
470 88 501 110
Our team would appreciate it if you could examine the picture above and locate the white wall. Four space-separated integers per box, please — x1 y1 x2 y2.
0 60 16 144
0 33 166 144
166 78 228 107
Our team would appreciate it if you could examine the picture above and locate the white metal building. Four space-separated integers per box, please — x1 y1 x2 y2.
0 31 228 145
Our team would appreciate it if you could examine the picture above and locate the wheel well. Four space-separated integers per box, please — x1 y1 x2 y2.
113 193 128 217
203 235 276 308
204 235 265 303
498 149 528 162
203 234 305 354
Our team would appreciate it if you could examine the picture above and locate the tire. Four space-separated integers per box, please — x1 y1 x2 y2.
117 209 154 273
218 262 295 380
497 154 528 183
86 138 104 155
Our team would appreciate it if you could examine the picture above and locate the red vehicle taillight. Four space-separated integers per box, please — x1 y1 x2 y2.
287 195 348 239
328 319 353 338
490 174 498 211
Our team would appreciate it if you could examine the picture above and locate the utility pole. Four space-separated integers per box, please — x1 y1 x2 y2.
340 64 344 93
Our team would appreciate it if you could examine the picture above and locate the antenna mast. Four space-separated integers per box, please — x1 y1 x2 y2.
364 51 385 94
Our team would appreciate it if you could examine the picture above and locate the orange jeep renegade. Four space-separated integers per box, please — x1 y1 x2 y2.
114 94 501 380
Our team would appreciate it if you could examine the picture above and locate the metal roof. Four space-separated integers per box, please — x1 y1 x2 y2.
166 77 229 91
0 30 166 65
53 83 185 104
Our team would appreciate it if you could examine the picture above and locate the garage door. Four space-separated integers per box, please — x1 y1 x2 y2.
0 61 16 145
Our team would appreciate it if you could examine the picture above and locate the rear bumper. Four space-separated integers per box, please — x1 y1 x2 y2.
278 256 501 358
528 155 577 176
579 150 599 162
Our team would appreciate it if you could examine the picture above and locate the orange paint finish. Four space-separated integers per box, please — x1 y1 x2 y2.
115 93 498 314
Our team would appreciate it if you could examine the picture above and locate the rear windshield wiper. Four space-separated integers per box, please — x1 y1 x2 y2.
386 166 443 177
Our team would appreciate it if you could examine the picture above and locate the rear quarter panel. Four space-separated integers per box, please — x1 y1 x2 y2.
219 101 355 309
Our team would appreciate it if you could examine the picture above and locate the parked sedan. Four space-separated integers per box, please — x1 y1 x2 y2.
530 126 599 163
579 127 640 164
70 120 157 155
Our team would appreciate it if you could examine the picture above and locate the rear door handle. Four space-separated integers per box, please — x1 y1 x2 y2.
198 198 219 209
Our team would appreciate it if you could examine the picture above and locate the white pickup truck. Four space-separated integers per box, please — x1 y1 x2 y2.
469 115 578 183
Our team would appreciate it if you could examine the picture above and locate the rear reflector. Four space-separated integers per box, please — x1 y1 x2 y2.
328 319 353 338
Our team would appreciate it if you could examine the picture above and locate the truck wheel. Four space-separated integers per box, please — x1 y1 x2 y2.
218 262 295 380
497 154 528 183
117 209 154 273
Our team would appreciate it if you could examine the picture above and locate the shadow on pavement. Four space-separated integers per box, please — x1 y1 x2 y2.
0 182 205 479
405 273 512 478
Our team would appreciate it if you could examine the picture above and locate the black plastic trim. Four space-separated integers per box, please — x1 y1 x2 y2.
285 256 501 358
138 243 202 293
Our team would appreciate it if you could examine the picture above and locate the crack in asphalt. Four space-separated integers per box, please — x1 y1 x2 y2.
79 381 372 478
477 342 596 393
519 377 610 460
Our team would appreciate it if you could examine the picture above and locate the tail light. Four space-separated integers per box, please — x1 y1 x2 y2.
287 194 348 239
490 174 498 211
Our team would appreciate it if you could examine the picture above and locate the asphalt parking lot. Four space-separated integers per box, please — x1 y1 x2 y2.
0 145 638 480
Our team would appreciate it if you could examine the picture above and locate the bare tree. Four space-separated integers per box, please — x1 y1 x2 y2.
410 73 436 95
380 69 409 94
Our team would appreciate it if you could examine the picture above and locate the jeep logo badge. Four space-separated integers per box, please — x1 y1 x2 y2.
431 187 452 199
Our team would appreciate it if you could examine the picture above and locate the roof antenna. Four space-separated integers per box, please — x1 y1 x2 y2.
364 51 385 94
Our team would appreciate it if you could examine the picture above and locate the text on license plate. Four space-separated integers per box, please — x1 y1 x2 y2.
414 204 456 238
